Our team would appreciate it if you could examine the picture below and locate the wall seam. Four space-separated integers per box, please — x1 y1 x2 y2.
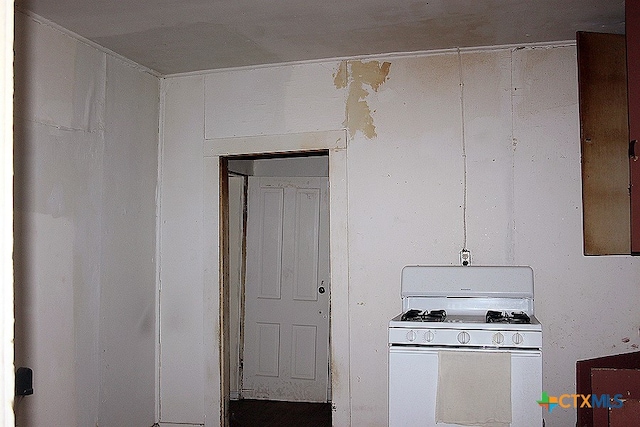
155 77 166 424
338 137 353 425
96 49 108 427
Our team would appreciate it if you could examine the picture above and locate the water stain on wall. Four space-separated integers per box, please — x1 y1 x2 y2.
334 60 391 139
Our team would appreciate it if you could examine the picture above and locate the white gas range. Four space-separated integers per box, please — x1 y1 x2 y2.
388 265 543 427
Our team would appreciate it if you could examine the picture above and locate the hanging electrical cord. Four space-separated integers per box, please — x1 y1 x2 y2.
457 48 469 259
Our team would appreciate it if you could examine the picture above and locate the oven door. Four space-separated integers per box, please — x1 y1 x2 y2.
388 346 543 427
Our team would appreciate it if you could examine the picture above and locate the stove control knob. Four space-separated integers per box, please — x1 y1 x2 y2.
457 331 471 344
512 333 524 345
406 330 417 342
424 330 435 343
492 332 505 345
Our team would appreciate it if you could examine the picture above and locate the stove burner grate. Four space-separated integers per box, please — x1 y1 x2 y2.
486 310 531 324
400 309 447 322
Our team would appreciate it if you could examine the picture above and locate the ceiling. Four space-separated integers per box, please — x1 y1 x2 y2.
16 0 625 76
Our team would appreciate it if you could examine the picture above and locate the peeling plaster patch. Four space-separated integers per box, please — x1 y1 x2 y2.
333 61 347 89
335 60 391 139
353 60 391 92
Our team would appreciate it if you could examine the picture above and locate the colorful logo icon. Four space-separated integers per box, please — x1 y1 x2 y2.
537 391 559 412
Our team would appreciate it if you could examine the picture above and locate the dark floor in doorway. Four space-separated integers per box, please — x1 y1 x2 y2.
229 399 331 427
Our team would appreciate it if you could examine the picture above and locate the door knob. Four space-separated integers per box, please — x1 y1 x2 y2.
318 286 325 294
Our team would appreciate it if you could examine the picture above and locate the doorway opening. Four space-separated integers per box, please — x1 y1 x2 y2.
220 151 332 426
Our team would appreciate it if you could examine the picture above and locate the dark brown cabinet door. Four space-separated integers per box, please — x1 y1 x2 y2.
578 31 630 255
628 0 640 253
591 368 640 427
610 400 640 427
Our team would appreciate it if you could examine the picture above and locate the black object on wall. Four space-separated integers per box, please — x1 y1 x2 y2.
15 367 33 396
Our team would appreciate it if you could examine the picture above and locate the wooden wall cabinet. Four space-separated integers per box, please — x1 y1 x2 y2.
578 31 630 255
576 351 640 427
577 0 640 255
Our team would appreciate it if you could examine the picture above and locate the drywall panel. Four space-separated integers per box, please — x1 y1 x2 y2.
512 45 640 427
0 1 12 424
14 122 105 427
159 74 206 424
204 62 346 139
14 11 104 133
14 13 107 426
98 55 158 427
346 53 464 426
461 50 515 264
22 126 105 427
14 13 160 427
14 212 77 427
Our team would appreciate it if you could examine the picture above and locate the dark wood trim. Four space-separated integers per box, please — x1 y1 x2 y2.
220 157 231 427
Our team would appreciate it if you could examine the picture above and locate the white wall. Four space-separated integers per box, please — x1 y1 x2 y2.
158 74 206 425
0 1 13 424
13 12 159 426
98 55 159 426
161 44 640 427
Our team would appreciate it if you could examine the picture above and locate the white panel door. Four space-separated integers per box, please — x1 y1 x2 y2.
242 177 330 402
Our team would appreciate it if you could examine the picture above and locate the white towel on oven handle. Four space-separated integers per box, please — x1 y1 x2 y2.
435 350 512 427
